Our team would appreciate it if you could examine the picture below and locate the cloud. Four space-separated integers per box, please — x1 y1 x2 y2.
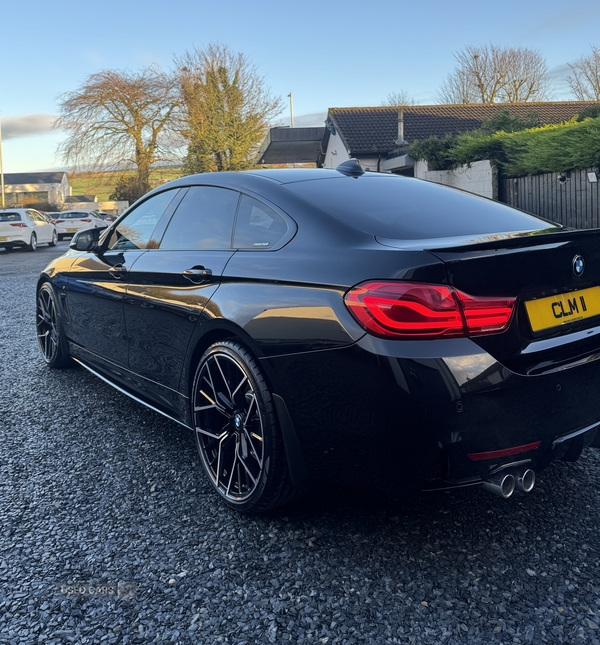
2 114 57 139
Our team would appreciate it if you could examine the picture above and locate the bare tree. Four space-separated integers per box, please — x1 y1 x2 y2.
175 43 283 173
568 46 600 101
56 67 180 199
381 90 415 106
438 45 551 104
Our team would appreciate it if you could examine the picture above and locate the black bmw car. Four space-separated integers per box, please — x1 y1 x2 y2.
37 161 600 511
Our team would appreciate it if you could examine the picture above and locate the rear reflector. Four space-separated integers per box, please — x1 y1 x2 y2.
344 281 515 339
467 441 541 461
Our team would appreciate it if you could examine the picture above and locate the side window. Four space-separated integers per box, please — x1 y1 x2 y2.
160 186 239 251
106 189 179 251
233 195 288 249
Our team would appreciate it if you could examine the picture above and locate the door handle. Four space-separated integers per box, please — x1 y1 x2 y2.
109 264 126 279
183 267 213 283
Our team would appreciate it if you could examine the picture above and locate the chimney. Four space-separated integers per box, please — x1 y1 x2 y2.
395 108 408 146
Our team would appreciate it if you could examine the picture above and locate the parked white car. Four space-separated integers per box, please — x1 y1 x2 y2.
0 208 58 252
53 210 109 240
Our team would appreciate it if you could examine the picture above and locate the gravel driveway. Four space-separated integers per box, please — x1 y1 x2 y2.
2 244 600 645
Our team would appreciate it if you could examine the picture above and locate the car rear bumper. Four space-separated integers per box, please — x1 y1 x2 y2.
262 335 600 492
0 233 28 245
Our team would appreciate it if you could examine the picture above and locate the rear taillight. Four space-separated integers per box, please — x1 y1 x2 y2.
54 219 64 224
9 223 27 228
344 281 515 339
81 219 92 222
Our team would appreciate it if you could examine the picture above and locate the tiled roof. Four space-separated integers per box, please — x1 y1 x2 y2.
3 172 67 185
328 102 597 156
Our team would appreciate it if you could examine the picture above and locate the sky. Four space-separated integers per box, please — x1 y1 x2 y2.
3 0 600 173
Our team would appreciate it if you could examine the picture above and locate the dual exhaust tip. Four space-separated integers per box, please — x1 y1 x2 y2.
482 468 535 498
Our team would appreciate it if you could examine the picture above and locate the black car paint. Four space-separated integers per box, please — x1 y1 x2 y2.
38 169 600 496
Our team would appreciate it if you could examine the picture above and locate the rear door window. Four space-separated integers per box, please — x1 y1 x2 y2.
160 186 239 250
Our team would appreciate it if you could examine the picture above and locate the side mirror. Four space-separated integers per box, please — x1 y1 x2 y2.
70 228 101 252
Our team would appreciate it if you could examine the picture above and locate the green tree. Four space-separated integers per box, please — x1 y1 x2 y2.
56 67 180 201
175 43 283 173
479 108 542 135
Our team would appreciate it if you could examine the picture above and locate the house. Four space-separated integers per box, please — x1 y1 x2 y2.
1 172 71 206
257 102 596 176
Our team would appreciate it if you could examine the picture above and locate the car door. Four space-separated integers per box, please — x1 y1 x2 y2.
29 210 52 243
64 188 183 369
124 185 239 391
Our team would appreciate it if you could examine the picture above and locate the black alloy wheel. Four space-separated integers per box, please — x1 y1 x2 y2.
36 283 70 368
27 233 37 252
192 341 292 512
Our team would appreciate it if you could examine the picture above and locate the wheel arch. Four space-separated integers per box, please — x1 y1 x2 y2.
182 320 277 399
183 320 309 493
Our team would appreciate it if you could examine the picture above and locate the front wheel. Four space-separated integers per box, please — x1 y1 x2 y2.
36 283 71 368
192 341 293 512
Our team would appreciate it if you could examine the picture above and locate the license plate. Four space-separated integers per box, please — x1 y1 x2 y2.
66 228 78 232
525 286 600 332
0 237 7 241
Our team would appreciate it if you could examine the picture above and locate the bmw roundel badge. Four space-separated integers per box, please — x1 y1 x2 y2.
573 255 585 276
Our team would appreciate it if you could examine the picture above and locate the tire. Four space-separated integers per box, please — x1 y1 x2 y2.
49 230 58 247
36 282 71 368
192 341 294 512
26 233 37 252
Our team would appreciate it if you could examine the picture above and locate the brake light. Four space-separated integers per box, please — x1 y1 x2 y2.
344 281 515 339
81 219 92 222
9 223 27 228
54 219 64 224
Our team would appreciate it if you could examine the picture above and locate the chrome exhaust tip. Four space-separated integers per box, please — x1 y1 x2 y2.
515 468 535 493
482 472 516 498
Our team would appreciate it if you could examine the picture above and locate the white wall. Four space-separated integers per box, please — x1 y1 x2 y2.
65 200 128 215
4 175 72 205
322 130 350 168
414 159 498 199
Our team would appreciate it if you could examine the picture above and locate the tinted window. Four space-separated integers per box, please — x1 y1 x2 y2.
160 186 239 250
287 175 557 239
107 189 179 251
233 196 288 249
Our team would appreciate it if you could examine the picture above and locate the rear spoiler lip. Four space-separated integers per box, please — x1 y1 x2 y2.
375 226 600 253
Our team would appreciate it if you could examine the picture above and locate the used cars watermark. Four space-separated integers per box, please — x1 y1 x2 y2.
55 581 137 598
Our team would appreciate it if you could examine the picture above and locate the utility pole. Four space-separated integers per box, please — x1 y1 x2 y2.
0 115 5 208
287 93 294 128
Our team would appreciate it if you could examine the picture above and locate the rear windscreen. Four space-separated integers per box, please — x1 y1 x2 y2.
0 213 22 222
286 175 558 239
62 213 89 219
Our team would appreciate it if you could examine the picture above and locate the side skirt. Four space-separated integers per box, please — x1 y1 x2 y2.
73 357 191 430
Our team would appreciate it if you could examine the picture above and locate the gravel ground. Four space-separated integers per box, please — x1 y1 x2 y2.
2 244 600 645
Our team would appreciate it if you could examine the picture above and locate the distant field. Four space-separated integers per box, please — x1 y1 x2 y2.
69 168 184 202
